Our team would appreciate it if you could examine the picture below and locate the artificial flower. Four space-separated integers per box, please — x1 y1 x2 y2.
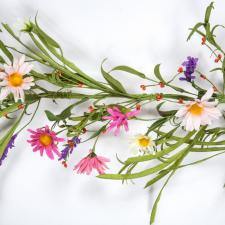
13 18 33 34
58 136 81 161
27 125 64 160
175 87 222 131
102 106 140 136
130 134 155 155
74 151 110 175
179 56 198 82
0 55 34 102
0 133 17 166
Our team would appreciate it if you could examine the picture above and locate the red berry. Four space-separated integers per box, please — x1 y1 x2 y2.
159 82 165 88
140 84 146 91
178 98 184 104
78 82 84 87
213 86 218 92
18 104 24 110
177 67 183 73
200 74 206 79
102 129 107 134
136 104 141 110
156 93 163 101
62 161 68 168
201 36 206 45
214 58 219 63
88 106 95 113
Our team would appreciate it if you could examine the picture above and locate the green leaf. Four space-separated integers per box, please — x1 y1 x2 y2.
145 170 170 188
0 40 13 62
210 67 222 72
83 125 107 142
211 24 225 35
101 60 127 94
187 23 204 41
154 64 166 83
156 102 177 117
34 17 61 49
0 112 24 159
45 110 60 121
0 55 5 63
111 65 146 78
204 2 214 24
59 98 88 120
146 117 168 135
0 103 21 118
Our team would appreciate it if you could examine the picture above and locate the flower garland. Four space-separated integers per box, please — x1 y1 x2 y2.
0 2 224 224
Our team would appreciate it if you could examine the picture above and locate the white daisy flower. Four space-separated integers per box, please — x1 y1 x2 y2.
175 87 222 131
130 134 155 155
0 55 34 102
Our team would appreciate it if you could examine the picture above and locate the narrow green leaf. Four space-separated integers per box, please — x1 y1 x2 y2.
187 23 204 41
0 40 13 62
45 110 59 121
156 102 177 117
154 64 166 83
146 117 168 135
204 2 214 24
0 112 24 159
0 55 6 63
111 65 146 78
101 60 127 93
34 17 61 49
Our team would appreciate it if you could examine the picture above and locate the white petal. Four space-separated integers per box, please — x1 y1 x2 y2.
13 89 19 102
200 113 211 125
0 72 7 79
202 101 217 107
23 76 34 83
201 87 214 102
204 107 222 119
23 64 33 74
19 55 25 66
185 113 194 131
175 107 187 117
192 116 201 130
13 58 19 71
0 80 8 86
18 62 28 75
19 88 25 102
0 87 9 100
22 82 34 90
4 65 14 75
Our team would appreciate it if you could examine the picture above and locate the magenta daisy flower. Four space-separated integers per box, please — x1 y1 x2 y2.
74 151 110 175
102 106 140 136
27 125 64 160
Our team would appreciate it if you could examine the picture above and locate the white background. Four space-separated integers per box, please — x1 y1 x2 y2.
0 0 225 225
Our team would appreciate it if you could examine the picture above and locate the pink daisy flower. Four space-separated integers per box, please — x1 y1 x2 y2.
74 151 110 175
27 125 64 160
102 106 140 135
0 55 34 102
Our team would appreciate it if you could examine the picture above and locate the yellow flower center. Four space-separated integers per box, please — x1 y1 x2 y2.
138 137 150 147
8 72 23 87
39 134 52 146
188 103 204 116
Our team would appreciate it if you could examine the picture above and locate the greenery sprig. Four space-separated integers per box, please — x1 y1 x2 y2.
0 2 225 224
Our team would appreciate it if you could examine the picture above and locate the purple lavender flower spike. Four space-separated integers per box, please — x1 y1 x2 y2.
0 133 18 166
180 56 198 82
58 136 81 161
